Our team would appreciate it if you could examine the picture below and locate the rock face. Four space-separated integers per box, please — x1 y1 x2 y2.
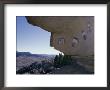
26 16 94 56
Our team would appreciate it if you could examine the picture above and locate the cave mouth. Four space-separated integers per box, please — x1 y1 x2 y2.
17 16 62 55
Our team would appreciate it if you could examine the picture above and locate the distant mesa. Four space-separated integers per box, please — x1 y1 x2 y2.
16 51 56 58
16 51 31 57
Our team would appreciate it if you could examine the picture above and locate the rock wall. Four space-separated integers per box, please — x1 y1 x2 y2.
26 16 94 56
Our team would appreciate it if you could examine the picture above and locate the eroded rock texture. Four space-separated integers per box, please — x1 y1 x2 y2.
26 16 94 56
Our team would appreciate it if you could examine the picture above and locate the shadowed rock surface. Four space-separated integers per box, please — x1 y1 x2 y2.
26 16 94 56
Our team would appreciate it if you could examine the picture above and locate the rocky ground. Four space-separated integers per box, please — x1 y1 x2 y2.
16 55 94 74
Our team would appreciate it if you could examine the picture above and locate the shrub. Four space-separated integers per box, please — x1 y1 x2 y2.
54 54 72 68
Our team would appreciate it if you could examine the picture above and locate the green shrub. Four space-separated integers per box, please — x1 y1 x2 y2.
54 54 72 68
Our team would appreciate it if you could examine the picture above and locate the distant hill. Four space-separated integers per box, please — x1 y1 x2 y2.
16 51 56 58
16 51 32 57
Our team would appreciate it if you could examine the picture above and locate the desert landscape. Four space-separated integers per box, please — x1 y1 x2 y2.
16 51 94 74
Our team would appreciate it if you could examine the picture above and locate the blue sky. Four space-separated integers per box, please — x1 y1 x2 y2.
16 16 61 55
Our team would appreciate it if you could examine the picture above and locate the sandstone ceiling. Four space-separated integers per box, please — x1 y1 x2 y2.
25 16 94 56
26 16 90 34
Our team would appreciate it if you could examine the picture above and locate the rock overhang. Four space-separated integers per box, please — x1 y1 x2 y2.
25 16 94 56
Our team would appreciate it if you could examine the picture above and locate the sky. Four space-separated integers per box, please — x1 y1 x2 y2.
16 16 61 55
